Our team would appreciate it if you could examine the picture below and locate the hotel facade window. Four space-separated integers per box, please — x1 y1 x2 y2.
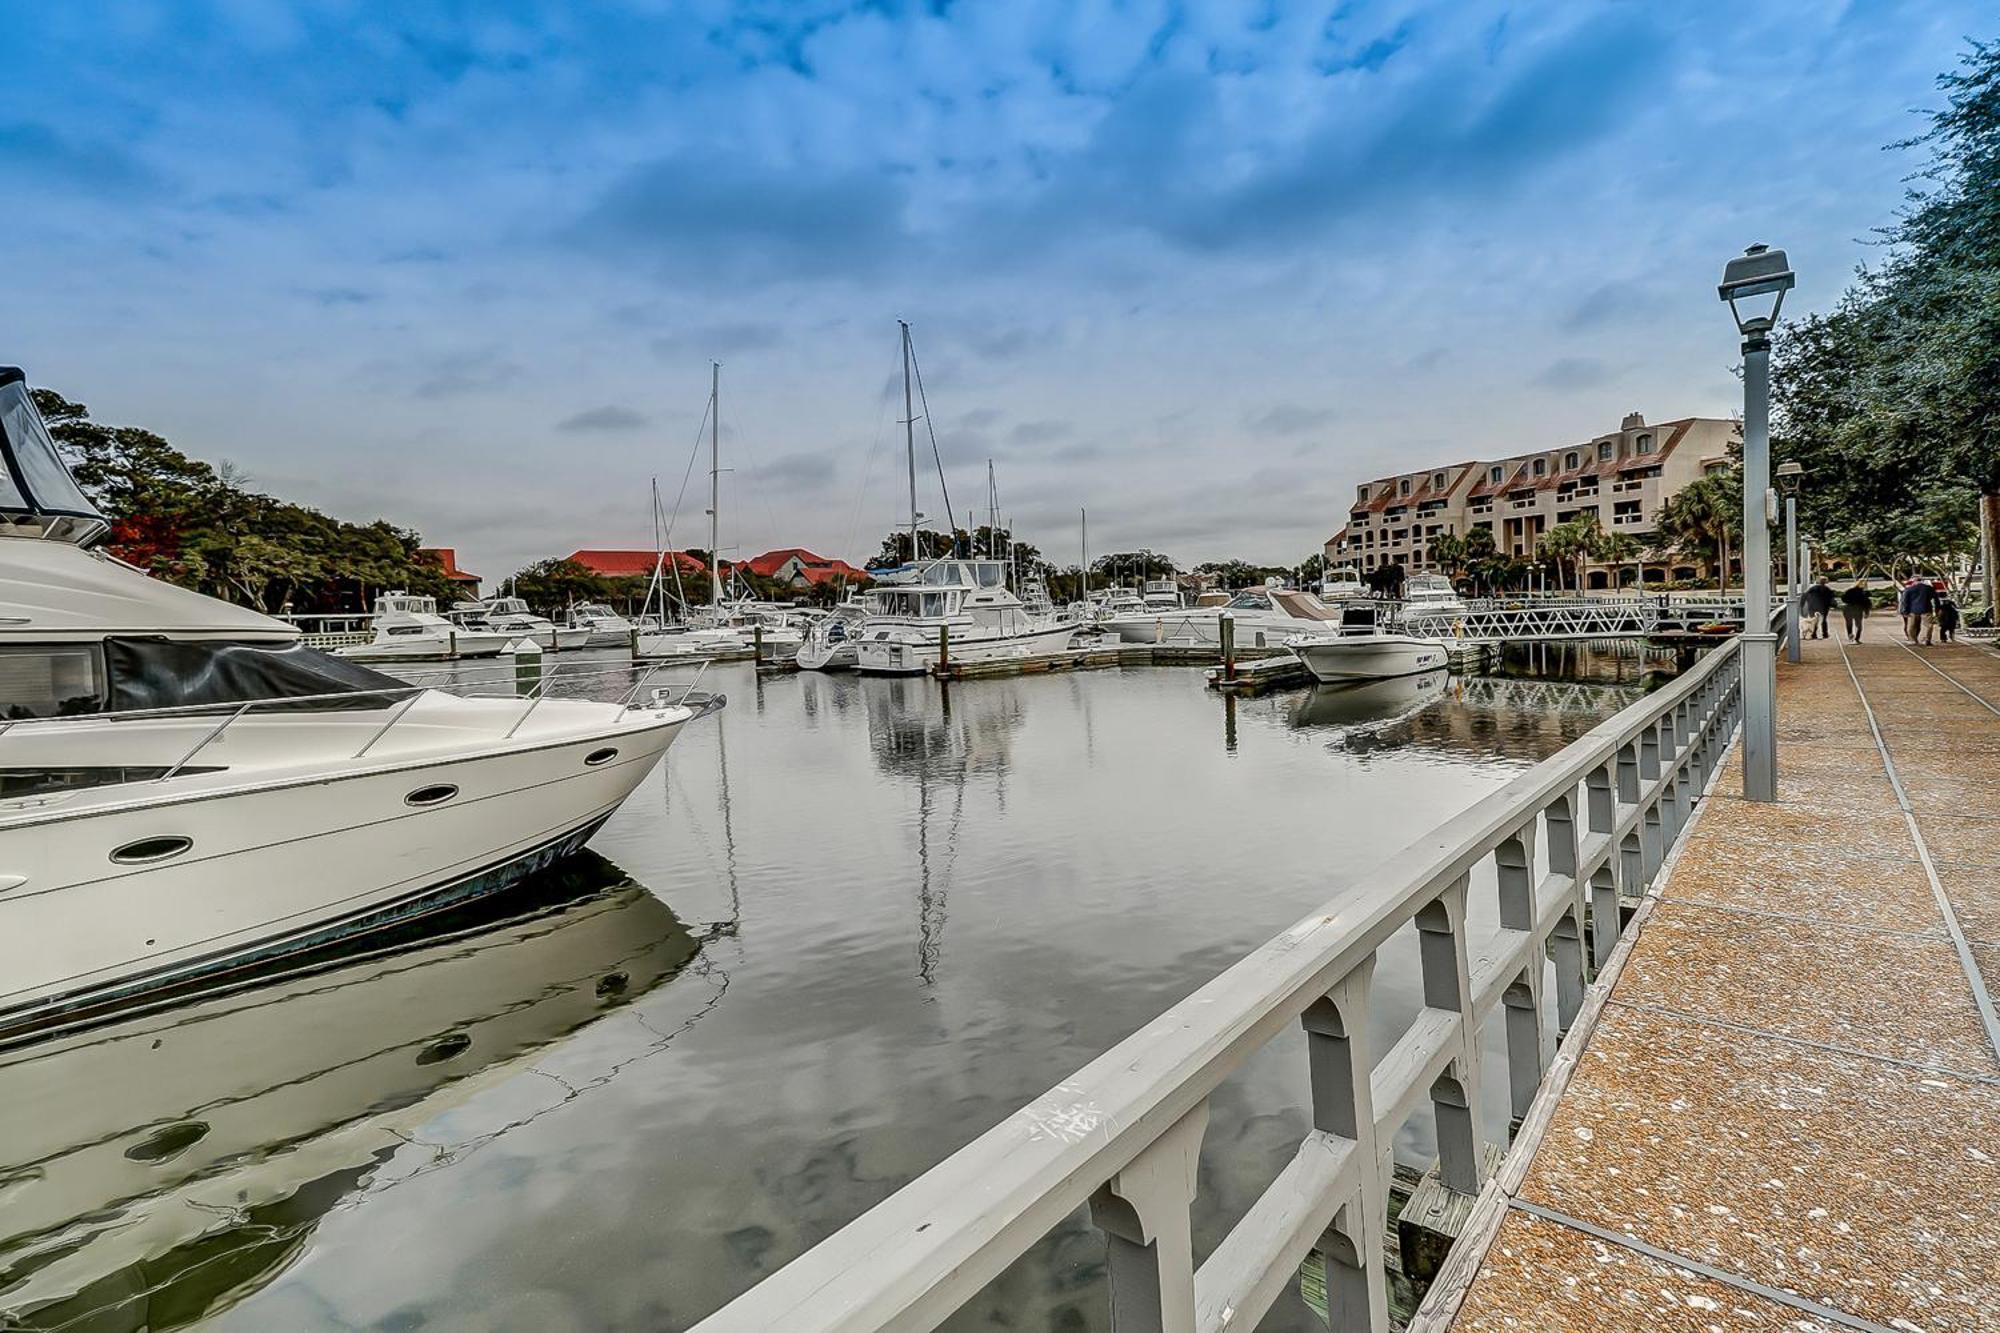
1599 440 1614 461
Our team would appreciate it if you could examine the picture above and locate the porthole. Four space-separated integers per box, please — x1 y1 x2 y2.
584 747 619 767
405 783 458 807
110 835 192 865
415 1032 472 1066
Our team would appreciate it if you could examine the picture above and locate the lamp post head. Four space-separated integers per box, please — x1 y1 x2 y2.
1719 243 1795 336
1775 460 1805 497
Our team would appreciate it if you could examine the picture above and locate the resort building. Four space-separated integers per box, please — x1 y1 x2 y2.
563 546 868 591
419 547 482 597
1323 413 1738 588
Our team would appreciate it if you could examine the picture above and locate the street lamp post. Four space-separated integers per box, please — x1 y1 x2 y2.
1777 461 1804 662
1720 244 1796 803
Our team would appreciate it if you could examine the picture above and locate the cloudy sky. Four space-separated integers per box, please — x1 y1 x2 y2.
5 1 1987 580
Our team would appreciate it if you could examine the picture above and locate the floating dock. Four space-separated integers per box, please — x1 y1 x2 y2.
1415 636 2000 1331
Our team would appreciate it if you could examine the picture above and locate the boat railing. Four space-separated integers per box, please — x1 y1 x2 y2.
690 638 1744 1333
2 659 722 776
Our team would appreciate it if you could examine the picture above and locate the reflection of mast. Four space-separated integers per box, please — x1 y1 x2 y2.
715 708 741 931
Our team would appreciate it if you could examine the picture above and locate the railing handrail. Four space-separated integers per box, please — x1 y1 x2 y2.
694 639 1742 1331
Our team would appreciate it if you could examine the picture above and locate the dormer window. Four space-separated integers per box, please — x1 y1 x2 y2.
1489 466 1503 484
1565 451 1579 471
1599 441 1614 461
1532 458 1546 477
1431 471 1446 489
1636 434 1654 453
1399 478 1411 496
1357 485 1370 501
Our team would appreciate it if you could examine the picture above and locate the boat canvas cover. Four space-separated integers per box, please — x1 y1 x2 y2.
1268 589 1343 622
0 370 105 524
103 638 406 713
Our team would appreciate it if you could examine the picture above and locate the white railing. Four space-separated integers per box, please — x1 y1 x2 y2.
694 641 1743 1332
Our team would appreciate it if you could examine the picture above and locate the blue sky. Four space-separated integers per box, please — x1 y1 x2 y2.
3 1 1988 580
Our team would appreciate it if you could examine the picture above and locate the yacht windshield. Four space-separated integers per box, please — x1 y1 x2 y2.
0 374 105 521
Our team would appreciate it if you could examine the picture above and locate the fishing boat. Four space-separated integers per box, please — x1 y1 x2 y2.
452 595 593 651
850 323 1076 674
0 366 718 1035
796 598 868 671
1397 572 1469 628
1318 564 1367 601
853 558 1077 674
1288 602 1449 681
566 601 638 647
336 591 515 661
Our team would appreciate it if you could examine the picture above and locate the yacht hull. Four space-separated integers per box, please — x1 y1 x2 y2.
1290 635 1448 682
796 639 859 671
855 621 1078 674
1102 611 1311 649
0 716 688 1036
336 629 515 661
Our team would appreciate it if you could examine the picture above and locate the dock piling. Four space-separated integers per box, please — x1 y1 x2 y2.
1220 614 1236 682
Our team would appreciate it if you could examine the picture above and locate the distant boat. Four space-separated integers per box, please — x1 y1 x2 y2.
452 595 593 651
1100 583 1346 649
797 598 867 671
1398 573 1468 627
853 558 1078 674
337 591 515 660
566 601 639 647
1318 564 1367 601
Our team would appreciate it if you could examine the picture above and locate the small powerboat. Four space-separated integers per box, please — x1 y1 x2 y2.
1288 602 1448 681
337 592 514 661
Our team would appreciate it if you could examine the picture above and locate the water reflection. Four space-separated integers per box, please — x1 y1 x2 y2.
0 853 709 1331
1288 669 1449 729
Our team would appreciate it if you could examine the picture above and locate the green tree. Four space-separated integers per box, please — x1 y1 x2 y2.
1590 528 1644 589
509 558 615 615
1657 470 1742 592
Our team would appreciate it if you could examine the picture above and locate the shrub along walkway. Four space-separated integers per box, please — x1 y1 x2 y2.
1425 634 2000 1332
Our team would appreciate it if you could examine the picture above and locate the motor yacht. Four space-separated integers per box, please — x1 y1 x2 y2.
336 591 515 661
796 598 868 671
1141 577 1181 611
451 596 592 651
1288 601 1449 681
1318 565 1368 601
0 367 716 1036
1398 572 1469 629
854 559 1077 674
565 601 639 647
1101 583 1348 649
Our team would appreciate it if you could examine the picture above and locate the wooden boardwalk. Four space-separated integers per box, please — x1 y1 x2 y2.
1423 635 2000 1332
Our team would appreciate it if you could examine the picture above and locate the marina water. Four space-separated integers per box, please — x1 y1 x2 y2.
0 646 1676 1332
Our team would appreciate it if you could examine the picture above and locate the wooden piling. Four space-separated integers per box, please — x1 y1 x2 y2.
939 624 950 669
1220 613 1236 682
754 624 765 664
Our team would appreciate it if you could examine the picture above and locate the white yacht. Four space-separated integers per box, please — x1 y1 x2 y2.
1101 583 1348 649
1141 577 1181 611
565 601 638 647
1288 601 1449 681
452 596 592 651
1318 565 1368 601
1398 573 1469 629
854 559 1077 674
0 367 715 1036
796 598 868 671
337 591 514 661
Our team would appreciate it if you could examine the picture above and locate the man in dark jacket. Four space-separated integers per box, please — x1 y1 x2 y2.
1938 593 1961 643
1899 577 1937 645
1801 578 1836 639
1840 582 1871 642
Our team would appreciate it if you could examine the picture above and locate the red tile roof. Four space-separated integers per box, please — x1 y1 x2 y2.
420 547 481 584
565 548 708 578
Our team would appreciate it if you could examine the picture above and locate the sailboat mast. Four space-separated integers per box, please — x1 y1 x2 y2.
986 459 996 558
901 320 918 563
1080 507 1088 598
709 361 723 606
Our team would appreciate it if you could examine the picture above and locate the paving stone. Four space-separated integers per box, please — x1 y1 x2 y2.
1913 813 2000 868
1662 841 1943 935
1449 1208 1827 1331
1517 1005 2000 1331
1616 901 1995 1074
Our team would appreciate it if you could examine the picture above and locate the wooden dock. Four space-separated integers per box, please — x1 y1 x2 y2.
928 641 1288 680
1415 635 2000 1331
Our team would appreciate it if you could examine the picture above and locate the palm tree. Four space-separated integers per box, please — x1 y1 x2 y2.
1657 471 1742 592
1591 528 1643 590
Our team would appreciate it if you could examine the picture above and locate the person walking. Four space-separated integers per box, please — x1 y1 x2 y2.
1801 577 1836 639
1840 581 1871 642
1899 576 1938 646
1938 591 1960 643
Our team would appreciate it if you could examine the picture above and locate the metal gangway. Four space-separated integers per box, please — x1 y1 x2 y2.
1391 594 1761 643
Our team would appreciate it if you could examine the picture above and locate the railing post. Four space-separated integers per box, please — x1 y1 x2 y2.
1415 876 1484 1195
1302 956 1388 1333
1585 758 1621 969
1088 1101 1208 1333
1637 725 1664 878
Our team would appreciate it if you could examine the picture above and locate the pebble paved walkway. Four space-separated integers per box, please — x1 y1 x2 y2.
1442 635 2000 1332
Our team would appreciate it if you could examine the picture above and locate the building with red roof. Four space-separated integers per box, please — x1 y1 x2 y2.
740 548 870 589
564 549 709 579
419 548 482 595
1324 413 1738 588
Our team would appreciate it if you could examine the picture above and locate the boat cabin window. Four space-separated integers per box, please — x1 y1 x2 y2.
972 563 1005 589
921 562 965 588
0 377 103 520
0 644 106 718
